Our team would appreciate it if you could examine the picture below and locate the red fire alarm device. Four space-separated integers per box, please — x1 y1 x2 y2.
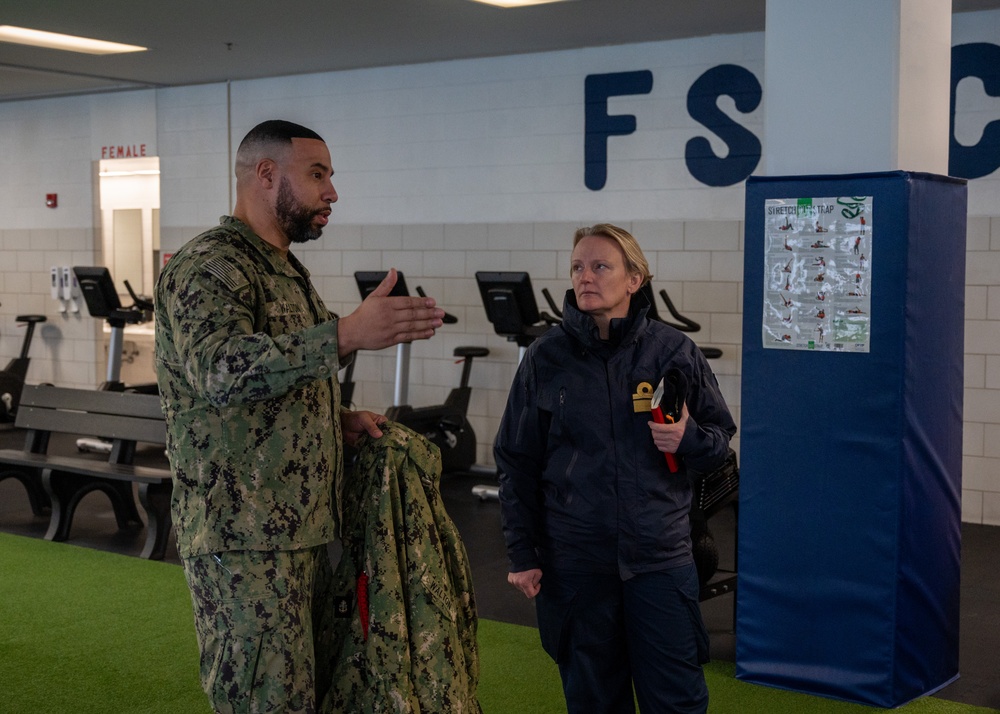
45 194 57 208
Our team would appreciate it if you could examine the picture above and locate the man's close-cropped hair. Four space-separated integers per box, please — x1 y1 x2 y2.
235 120 326 175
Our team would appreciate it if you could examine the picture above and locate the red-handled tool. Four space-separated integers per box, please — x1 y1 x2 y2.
357 571 370 641
651 369 687 473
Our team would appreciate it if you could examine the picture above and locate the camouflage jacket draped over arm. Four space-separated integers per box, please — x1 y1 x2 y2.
324 422 482 714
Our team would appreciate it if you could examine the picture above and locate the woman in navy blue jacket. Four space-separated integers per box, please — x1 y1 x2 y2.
494 224 736 714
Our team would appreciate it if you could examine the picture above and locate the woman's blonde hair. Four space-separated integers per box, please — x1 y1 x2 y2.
572 223 653 286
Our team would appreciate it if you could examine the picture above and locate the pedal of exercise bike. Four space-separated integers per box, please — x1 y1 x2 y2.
77 437 113 455
471 484 498 501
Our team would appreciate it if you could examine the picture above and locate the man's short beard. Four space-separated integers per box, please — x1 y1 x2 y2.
276 177 324 244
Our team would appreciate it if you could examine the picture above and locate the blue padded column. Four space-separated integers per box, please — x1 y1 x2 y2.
736 171 966 708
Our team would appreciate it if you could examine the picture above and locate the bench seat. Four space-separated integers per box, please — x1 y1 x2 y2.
0 385 173 560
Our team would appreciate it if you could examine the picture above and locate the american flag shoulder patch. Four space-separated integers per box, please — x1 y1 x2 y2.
202 257 248 292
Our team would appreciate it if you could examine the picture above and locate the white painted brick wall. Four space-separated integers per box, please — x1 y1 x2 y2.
1 16 1000 522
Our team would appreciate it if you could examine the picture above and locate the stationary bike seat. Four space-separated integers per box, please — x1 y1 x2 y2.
454 346 489 359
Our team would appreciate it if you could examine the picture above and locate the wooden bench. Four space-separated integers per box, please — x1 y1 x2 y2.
0 385 173 560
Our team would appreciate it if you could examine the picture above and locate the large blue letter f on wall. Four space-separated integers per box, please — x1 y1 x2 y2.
585 70 654 190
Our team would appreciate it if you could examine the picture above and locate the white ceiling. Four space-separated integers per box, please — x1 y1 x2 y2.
0 0 997 103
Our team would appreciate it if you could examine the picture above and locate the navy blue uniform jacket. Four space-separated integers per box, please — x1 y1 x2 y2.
494 291 736 580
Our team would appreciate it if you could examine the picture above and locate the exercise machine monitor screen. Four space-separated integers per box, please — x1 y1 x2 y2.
475 271 541 333
354 270 410 299
73 266 122 318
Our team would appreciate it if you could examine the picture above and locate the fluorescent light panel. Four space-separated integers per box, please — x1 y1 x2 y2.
99 157 159 177
469 0 573 7
99 169 160 177
0 25 146 55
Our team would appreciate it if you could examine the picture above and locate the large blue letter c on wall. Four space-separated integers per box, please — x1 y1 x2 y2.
685 64 762 187
951 43 1000 180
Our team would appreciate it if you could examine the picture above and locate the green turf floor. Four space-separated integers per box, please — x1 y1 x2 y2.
1 533 996 713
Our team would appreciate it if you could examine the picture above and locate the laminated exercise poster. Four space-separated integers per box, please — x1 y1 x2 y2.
762 196 873 352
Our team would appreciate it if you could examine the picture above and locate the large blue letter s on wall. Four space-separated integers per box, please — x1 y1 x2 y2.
951 43 1000 180
585 70 654 190
685 64 762 187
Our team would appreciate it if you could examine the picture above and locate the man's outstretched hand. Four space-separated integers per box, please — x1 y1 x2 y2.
338 268 445 357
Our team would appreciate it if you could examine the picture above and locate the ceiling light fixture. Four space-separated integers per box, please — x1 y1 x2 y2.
0 25 146 55
468 0 574 7
98 169 161 177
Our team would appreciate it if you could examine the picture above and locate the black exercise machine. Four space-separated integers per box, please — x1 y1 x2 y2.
73 267 157 454
471 271 557 501
540 281 724 360
0 312 47 423
690 449 739 600
476 270 559 362
73 266 155 393
643 283 724 359
353 271 489 475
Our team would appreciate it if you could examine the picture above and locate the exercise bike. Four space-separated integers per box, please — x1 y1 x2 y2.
0 312 47 424
644 283 724 359
0 311 50 515
73 267 155 393
354 271 489 475
471 271 560 501
475 270 561 360
73 267 156 454
540 281 725 360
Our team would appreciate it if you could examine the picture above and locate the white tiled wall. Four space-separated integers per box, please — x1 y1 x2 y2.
163 219 746 476
2 15 1000 525
962 216 1000 523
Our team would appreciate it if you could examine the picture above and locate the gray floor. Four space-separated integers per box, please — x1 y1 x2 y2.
1 454 997 710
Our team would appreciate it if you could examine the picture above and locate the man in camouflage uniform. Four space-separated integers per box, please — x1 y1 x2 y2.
154 119 445 714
